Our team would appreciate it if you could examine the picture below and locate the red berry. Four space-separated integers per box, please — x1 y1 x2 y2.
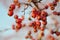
29 36 33 39
47 35 55 40
37 15 41 20
34 29 37 33
9 4 15 10
44 5 48 9
16 18 22 24
14 15 18 19
28 31 31 35
33 26 37 29
56 32 60 36
40 27 45 31
50 6 55 10
16 23 22 30
58 12 60 16
42 21 47 25
25 36 29 39
31 8 39 18
32 21 36 26
8 10 13 16
31 12 36 18
41 32 44 36
53 11 58 15
53 1 57 6
36 21 41 26
41 16 47 21
37 11 41 16
41 11 48 17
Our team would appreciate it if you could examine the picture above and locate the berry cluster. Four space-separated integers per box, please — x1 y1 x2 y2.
7 0 60 40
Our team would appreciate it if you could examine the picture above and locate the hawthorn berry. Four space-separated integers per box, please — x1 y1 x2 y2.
40 27 45 31
52 11 58 15
37 15 41 20
44 5 48 9
31 12 36 18
41 16 47 21
42 21 47 25
16 23 22 30
16 18 22 24
9 4 15 10
34 29 37 33
41 11 48 17
28 31 31 36
56 32 60 36
36 21 41 26
53 1 57 7
8 10 13 16
14 15 18 19
50 6 55 10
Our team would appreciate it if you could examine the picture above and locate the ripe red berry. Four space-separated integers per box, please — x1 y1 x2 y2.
41 31 44 36
37 15 41 20
8 10 13 16
31 8 39 18
29 36 33 39
34 29 37 33
33 26 37 29
56 32 60 36
42 21 47 25
36 21 41 26
52 11 58 15
53 1 57 7
16 18 22 24
9 4 15 10
47 35 55 40
41 16 47 21
25 36 29 39
50 30 55 34
41 11 48 17
50 6 55 10
44 5 48 9
31 12 36 18
28 31 31 35
14 15 18 19
40 27 45 31
58 12 60 16
16 23 22 30
32 21 36 26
